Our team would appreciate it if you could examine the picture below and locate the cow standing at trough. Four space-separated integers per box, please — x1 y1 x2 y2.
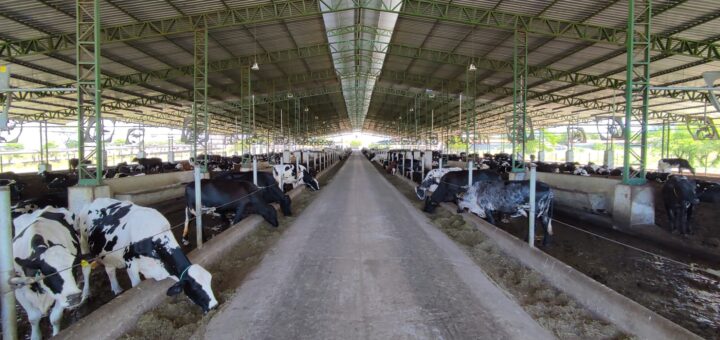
12 207 90 340
661 175 698 235
182 179 279 245
415 167 463 200
78 198 218 312
423 170 503 213
215 171 293 216
132 157 163 174
272 164 320 192
458 180 555 246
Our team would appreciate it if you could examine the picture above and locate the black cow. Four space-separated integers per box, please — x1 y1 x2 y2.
39 171 77 190
214 171 292 216
423 170 503 213
0 177 25 201
132 157 163 173
182 179 279 245
645 171 671 183
696 180 720 204
535 162 560 174
662 175 698 235
458 180 554 246
659 158 695 175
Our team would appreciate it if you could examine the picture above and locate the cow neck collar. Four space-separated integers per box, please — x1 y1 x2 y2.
178 265 191 281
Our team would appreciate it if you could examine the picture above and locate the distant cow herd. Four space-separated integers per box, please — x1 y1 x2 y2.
364 149 720 241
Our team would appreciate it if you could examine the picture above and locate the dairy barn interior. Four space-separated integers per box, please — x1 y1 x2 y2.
0 0 719 339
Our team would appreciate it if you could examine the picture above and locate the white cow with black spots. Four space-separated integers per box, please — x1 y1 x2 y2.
12 207 90 340
272 164 320 191
414 167 463 200
77 198 218 312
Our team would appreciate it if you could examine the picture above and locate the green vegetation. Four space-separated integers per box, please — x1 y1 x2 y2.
649 128 720 173
349 139 362 148
65 139 79 148
3 143 23 150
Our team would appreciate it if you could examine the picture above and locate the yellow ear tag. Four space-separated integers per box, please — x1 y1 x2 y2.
0 65 6 73
81 259 90 268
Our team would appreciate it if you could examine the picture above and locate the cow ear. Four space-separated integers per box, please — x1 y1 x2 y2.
166 281 184 296
15 257 40 270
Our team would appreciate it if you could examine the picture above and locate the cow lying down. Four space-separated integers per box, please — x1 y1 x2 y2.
12 207 90 340
458 180 554 246
78 198 218 312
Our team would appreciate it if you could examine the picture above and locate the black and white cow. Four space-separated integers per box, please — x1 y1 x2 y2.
272 164 320 191
182 179 279 245
661 176 698 235
78 198 218 312
423 170 503 213
696 180 720 204
658 158 695 175
458 180 554 245
11 195 68 219
215 171 293 216
12 207 90 340
415 167 463 200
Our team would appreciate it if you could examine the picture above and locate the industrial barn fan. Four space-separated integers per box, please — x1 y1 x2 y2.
596 117 624 140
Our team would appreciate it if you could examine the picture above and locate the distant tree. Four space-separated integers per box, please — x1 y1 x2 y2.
592 142 606 151
65 139 79 149
111 139 127 146
349 140 362 148
44 141 59 150
3 143 24 151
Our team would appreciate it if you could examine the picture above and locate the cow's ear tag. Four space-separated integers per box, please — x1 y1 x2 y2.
80 259 90 268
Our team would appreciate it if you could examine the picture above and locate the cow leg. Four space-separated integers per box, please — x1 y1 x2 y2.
231 203 248 225
666 208 676 233
105 266 123 295
686 205 694 235
484 210 496 225
50 300 65 336
127 264 142 287
182 207 192 246
24 304 43 340
81 263 91 301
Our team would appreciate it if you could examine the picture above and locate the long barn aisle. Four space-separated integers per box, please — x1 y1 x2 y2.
201 153 552 339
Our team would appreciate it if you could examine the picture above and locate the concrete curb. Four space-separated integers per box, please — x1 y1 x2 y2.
55 159 344 340
388 168 699 340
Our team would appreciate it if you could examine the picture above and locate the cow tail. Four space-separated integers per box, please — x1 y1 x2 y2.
182 207 190 241
546 194 554 235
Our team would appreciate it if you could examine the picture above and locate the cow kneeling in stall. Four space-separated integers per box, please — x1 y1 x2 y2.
458 180 554 246
272 164 320 192
12 207 90 340
661 175 698 235
78 198 218 312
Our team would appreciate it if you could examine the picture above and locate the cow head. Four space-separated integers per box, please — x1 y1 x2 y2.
14 245 83 308
296 165 319 191
167 264 218 313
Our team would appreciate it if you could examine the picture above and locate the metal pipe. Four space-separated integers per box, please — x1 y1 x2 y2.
467 160 473 187
0 186 17 340
410 151 414 179
252 156 258 186
420 152 425 180
193 166 203 249
528 164 537 248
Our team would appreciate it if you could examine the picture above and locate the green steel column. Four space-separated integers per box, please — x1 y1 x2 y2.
466 64 477 155
512 29 528 173
623 0 651 185
76 0 103 186
193 28 209 171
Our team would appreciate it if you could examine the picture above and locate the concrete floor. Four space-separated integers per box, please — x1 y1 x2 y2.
200 153 553 340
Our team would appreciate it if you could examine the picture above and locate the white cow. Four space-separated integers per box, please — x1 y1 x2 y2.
12 207 90 340
272 164 320 191
415 167 463 200
78 198 218 312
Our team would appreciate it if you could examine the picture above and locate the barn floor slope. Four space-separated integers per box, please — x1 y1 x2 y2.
200 153 552 339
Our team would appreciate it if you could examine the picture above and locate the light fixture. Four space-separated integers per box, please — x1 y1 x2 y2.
287 92 293 98
304 107 309 112
468 63 477 71
251 60 260 71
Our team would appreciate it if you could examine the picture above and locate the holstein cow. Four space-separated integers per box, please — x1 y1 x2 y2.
696 180 720 204
661 175 698 235
658 158 695 175
215 171 293 216
11 195 67 219
12 207 90 340
415 167 463 200
78 198 218 312
272 164 320 192
423 170 503 213
182 179 279 245
458 180 555 246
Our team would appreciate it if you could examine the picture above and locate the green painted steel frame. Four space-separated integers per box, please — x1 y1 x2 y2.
511 29 528 173
76 0 103 186
193 28 209 171
623 0 651 185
